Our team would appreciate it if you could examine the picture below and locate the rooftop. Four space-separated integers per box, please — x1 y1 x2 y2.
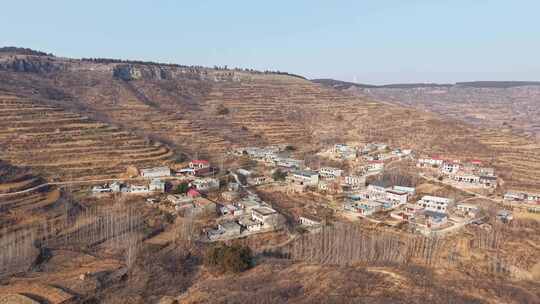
292 170 319 178
253 207 277 216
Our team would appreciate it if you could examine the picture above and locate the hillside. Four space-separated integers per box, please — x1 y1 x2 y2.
0 53 540 192
314 79 540 139
0 49 540 303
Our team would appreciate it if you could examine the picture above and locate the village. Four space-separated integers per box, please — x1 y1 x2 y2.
89 142 540 241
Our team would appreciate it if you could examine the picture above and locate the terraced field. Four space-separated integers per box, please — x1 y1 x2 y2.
0 160 64 232
0 94 174 181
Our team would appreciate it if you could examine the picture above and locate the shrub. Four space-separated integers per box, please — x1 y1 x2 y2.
284 145 296 151
272 169 287 181
216 104 230 115
175 182 190 194
204 244 253 273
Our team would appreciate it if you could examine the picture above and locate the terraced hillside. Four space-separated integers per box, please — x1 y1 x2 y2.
1 52 540 191
0 160 64 232
0 94 174 181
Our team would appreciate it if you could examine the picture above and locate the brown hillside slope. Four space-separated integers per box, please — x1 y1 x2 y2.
0 54 539 190
0 93 174 181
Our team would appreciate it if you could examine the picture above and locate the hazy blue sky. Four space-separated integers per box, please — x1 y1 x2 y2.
1 1 539 84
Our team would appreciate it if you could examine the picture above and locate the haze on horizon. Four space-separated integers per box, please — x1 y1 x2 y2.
1 0 539 85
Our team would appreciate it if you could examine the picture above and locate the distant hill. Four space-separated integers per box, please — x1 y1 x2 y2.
456 81 540 88
312 79 454 89
311 78 378 89
313 78 540 89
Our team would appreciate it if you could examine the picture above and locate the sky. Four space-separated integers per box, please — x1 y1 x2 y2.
1 0 539 84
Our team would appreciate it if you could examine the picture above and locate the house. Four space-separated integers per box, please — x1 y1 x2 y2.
276 158 304 170
140 166 171 178
479 175 497 188
220 204 244 216
393 185 415 195
247 175 268 186
478 167 495 176
504 191 526 201
299 215 322 227
497 210 513 222
417 156 444 168
385 189 408 205
287 170 319 186
252 207 278 226
526 193 540 202
366 160 384 172
344 175 365 186
92 184 112 193
238 218 263 232
235 197 261 212
450 173 480 185
367 180 392 197
423 211 448 229
227 182 240 192
344 200 382 216
149 179 166 192
456 203 480 217
182 160 210 176
129 184 150 194
356 201 383 216
417 196 454 213
110 182 122 193
392 203 425 221
191 178 220 192
189 160 210 170
319 167 343 179
442 161 461 174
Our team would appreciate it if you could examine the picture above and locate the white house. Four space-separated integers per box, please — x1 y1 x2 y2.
319 167 343 179
92 185 111 194
344 175 365 186
191 178 220 192
110 182 122 193
287 170 319 186
149 179 166 192
417 157 444 168
504 191 526 201
299 215 322 227
456 203 480 217
238 218 263 232
357 201 383 216
442 161 461 174
276 158 304 169
252 207 278 226
393 185 415 195
367 180 392 197
189 160 210 169
140 166 171 178
129 184 150 194
247 175 268 186
385 189 408 205
450 173 480 185
366 161 384 172
417 195 454 214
